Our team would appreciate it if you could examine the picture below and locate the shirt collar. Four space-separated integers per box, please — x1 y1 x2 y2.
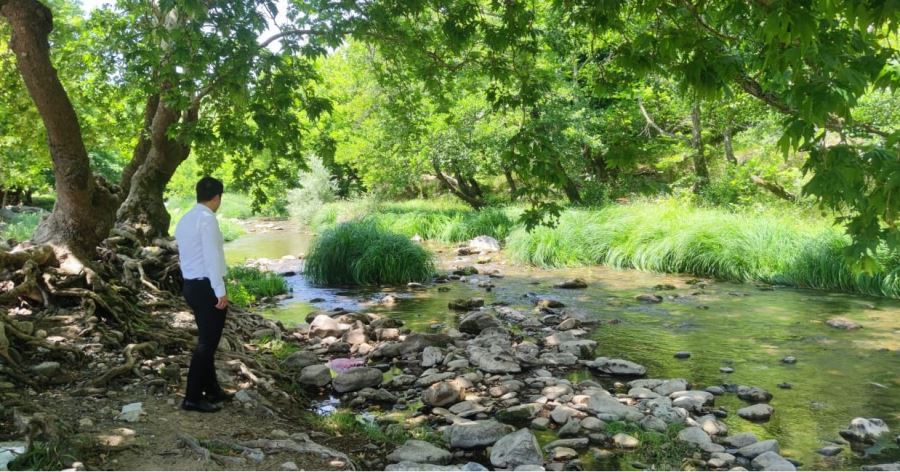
195 203 215 215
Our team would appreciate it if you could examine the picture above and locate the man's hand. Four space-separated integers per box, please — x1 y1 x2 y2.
215 295 229 310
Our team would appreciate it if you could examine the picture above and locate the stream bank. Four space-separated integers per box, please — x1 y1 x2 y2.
227 223 900 471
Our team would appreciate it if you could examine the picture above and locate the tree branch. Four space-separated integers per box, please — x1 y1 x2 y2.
637 97 691 144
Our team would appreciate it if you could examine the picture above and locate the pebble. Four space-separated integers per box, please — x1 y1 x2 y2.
719 367 734 374
817 445 843 457
612 433 639 449
551 447 579 461
781 356 797 364
674 352 691 359
777 382 793 389
280 461 299 471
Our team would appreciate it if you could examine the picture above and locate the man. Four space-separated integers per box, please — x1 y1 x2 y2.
174 176 233 413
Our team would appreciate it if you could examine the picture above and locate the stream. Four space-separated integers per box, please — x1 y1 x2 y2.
227 227 900 470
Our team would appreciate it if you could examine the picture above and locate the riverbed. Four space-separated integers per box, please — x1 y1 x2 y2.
227 227 900 470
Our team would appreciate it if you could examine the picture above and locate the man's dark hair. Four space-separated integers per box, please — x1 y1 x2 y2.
196 176 224 203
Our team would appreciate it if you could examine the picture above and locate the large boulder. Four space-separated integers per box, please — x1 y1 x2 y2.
490 429 543 469
332 367 383 393
298 364 332 388
309 314 346 338
586 357 647 376
444 420 514 449
423 381 464 407
840 418 891 443
280 351 319 371
458 311 500 335
387 440 452 465
467 331 521 374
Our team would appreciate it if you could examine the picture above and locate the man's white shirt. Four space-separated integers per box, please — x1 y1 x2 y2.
174 204 227 297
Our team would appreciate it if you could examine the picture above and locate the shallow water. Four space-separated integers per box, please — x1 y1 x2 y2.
226 230 900 470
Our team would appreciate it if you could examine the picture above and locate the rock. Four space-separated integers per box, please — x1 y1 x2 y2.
736 386 772 404
449 401 486 418
280 461 299 471
695 415 728 436
542 384 573 401
705 386 725 395
299 364 332 388
386 462 486 471
491 429 544 469
78 418 93 429
544 438 589 451
735 439 779 459
387 440 452 465
422 346 444 368
670 390 714 413
470 236 501 252
777 382 792 389
557 318 581 331
118 402 142 423
738 404 774 422
781 356 797 364
540 351 579 366
554 278 588 289
497 403 543 427
458 311 500 334
751 452 795 471
862 464 900 471
513 466 545 471
839 417 891 443
584 395 644 422
558 340 597 359
586 357 647 376
235 389 255 404
444 420 514 448
558 419 581 438
707 452 735 468
612 433 639 449
817 445 843 457
722 432 758 449
332 367 383 393
423 382 464 407
535 298 565 309
719 367 734 373
550 447 579 461
449 298 485 311
635 294 663 303
31 361 61 378
639 416 667 432
674 351 691 359
677 427 725 453
309 315 345 338
531 417 550 430
581 417 606 432
826 318 862 330
549 405 578 425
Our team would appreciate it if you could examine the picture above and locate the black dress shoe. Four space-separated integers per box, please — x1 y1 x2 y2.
204 390 234 403
181 400 222 413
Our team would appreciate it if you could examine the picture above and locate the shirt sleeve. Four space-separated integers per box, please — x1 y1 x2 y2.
200 215 227 297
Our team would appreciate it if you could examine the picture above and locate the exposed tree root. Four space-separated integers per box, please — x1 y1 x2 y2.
91 342 158 387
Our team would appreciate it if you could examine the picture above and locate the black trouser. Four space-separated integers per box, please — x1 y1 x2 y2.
183 278 226 402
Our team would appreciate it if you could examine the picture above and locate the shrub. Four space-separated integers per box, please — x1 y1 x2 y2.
225 266 289 307
304 220 435 286
288 155 339 224
0 211 42 243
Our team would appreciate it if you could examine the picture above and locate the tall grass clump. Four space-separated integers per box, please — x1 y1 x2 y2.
304 219 435 286
309 197 516 243
507 198 900 298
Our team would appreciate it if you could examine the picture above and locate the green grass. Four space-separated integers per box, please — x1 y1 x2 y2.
255 335 300 360
302 410 443 447
304 219 436 286
601 421 692 470
225 265 289 308
307 197 516 244
0 211 42 243
506 198 900 298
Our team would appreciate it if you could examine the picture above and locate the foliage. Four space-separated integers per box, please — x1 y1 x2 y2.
0 212 43 243
602 422 692 471
225 266 288 308
255 336 299 360
507 199 900 298
304 220 435 286
288 155 339 224
302 410 443 447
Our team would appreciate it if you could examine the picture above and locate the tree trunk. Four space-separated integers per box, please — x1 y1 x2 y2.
116 101 197 238
585 144 612 181
503 167 518 199
690 102 709 193
431 158 484 209
120 94 160 194
723 126 736 164
555 161 582 204
1 0 118 257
